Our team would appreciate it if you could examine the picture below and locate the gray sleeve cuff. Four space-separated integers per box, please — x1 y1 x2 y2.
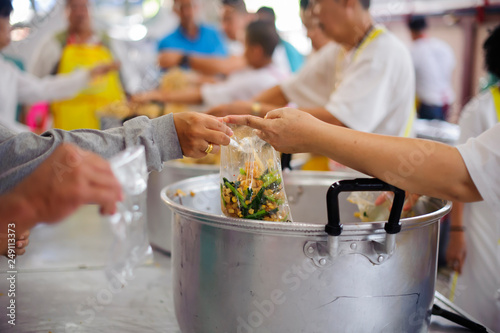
151 114 183 166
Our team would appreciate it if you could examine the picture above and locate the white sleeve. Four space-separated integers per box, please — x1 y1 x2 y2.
16 70 90 105
201 82 234 107
200 72 276 107
458 97 483 144
28 36 62 78
456 123 500 210
280 45 335 108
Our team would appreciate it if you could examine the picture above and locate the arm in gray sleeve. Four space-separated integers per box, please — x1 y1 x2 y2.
0 114 183 194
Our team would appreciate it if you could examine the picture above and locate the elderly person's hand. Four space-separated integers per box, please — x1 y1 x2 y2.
10 143 123 223
224 108 325 154
1 230 30 258
173 112 233 158
0 143 123 257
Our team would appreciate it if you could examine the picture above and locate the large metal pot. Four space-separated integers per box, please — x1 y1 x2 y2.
162 173 451 333
147 158 309 252
147 161 218 251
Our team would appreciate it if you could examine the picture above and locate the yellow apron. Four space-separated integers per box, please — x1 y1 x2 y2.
491 86 500 121
51 43 124 130
492 87 500 252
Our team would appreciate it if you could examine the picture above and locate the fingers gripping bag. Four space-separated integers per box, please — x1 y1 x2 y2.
105 145 153 282
220 124 293 222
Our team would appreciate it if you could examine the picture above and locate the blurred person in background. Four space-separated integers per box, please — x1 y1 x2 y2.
300 0 331 54
0 0 117 133
157 0 251 76
256 6 304 74
408 16 456 121
445 24 500 332
29 0 125 131
157 0 228 70
133 20 285 107
208 0 415 140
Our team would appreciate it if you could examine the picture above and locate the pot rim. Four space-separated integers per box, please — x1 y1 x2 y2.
161 173 452 237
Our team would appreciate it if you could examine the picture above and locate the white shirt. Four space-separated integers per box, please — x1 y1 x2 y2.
410 37 455 106
227 39 245 57
458 123 500 211
281 28 415 137
454 90 500 332
0 57 89 133
201 64 286 107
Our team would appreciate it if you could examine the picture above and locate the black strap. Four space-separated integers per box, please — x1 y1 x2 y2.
432 304 487 332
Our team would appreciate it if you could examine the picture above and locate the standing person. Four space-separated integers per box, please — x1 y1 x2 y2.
133 21 285 107
209 0 415 140
408 16 456 121
29 0 125 131
256 6 304 74
157 0 228 69
445 24 500 332
0 0 118 133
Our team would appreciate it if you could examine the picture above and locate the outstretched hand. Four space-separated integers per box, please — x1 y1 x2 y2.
224 108 326 154
89 61 121 79
174 112 233 158
11 143 123 224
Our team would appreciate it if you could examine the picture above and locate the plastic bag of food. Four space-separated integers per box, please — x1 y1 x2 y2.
220 125 292 222
105 146 153 281
348 191 418 222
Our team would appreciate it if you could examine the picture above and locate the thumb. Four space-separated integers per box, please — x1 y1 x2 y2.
264 108 285 120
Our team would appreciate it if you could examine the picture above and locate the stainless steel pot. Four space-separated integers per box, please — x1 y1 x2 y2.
148 159 310 252
162 173 451 333
147 161 218 251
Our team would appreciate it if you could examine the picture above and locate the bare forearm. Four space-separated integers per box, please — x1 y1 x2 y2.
254 85 289 106
162 87 203 104
301 107 345 126
190 56 247 76
311 124 481 202
450 201 465 227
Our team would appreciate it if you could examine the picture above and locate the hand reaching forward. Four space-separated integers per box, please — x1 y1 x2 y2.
173 112 233 158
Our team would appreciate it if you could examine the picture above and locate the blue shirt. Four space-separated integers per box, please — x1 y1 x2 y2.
280 39 304 73
158 24 228 57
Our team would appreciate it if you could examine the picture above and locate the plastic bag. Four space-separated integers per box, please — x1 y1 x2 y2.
347 191 417 222
220 125 292 222
105 146 153 281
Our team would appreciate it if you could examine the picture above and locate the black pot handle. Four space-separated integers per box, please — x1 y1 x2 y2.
325 178 406 237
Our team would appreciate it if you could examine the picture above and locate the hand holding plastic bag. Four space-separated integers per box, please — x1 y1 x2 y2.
220 125 292 222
